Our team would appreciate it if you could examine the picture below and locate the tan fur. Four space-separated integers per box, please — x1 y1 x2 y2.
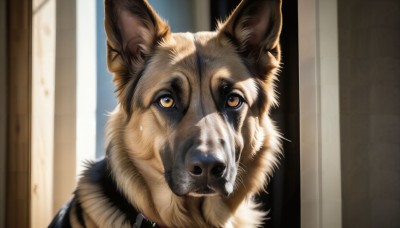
61 0 283 227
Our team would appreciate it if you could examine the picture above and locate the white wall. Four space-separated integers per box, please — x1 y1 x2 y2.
0 0 7 226
76 0 97 171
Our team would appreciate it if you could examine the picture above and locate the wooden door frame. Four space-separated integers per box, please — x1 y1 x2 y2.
6 0 80 226
6 0 32 227
298 0 342 227
3 0 343 227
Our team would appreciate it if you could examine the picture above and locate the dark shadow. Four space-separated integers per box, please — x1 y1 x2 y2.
210 1 301 227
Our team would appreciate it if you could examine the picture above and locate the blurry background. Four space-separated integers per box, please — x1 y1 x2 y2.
1 0 399 228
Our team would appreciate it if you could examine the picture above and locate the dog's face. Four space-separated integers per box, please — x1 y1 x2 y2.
104 0 281 197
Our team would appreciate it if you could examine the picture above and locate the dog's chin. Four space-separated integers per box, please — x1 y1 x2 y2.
188 184 233 197
164 168 236 198
168 180 234 198
188 190 218 197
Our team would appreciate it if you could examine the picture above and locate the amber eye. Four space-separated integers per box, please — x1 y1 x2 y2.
226 94 243 108
159 96 175 108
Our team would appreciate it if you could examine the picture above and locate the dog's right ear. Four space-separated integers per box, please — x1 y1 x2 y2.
218 0 282 79
104 0 170 103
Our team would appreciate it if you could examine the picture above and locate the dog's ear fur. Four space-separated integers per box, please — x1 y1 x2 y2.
218 0 282 78
104 0 170 112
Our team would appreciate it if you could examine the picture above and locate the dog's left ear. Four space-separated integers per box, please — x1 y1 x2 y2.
218 0 282 78
104 0 170 114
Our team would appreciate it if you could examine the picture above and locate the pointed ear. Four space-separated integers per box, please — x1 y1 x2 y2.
104 0 170 93
218 0 282 78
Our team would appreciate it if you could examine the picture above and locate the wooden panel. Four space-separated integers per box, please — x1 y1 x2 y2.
298 0 321 227
6 0 32 227
31 0 56 227
0 0 7 225
53 0 77 214
299 0 342 227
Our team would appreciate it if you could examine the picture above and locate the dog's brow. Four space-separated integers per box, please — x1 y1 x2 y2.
219 79 235 91
220 79 232 87
170 77 183 96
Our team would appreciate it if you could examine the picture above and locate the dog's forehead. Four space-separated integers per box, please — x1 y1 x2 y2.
171 31 240 62
140 31 247 86
137 31 252 97
161 31 249 80
135 31 256 108
165 32 222 67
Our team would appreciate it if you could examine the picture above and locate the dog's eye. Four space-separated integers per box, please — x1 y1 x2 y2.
226 94 243 109
159 96 175 108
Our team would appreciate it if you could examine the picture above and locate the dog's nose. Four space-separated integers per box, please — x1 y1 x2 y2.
187 151 226 180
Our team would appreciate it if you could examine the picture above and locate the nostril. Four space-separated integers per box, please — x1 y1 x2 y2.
190 165 203 176
211 163 226 177
186 150 227 178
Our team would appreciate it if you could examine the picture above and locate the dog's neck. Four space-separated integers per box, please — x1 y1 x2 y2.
134 158 183 223
109 147 224 227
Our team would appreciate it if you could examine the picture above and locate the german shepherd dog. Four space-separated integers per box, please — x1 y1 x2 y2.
50 0 282 227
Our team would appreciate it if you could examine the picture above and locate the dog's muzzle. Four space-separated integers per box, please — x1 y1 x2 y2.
163 135 237 197
162 114 238 197
185 147 233 196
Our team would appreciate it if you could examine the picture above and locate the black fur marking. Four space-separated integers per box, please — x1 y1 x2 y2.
124 60 149 118
49 157 161 227
171 78 183 101
74 200 86 227
194 43 204 80
85 158 160 227
225 110 241 131
48 199 73 228
87 158 137 226
222 31 241 51
217 80 242 130
153 77 186 126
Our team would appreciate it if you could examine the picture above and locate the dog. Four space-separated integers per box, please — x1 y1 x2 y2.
50 0 282 227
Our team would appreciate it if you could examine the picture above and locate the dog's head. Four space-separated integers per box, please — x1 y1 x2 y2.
104 0 282 198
